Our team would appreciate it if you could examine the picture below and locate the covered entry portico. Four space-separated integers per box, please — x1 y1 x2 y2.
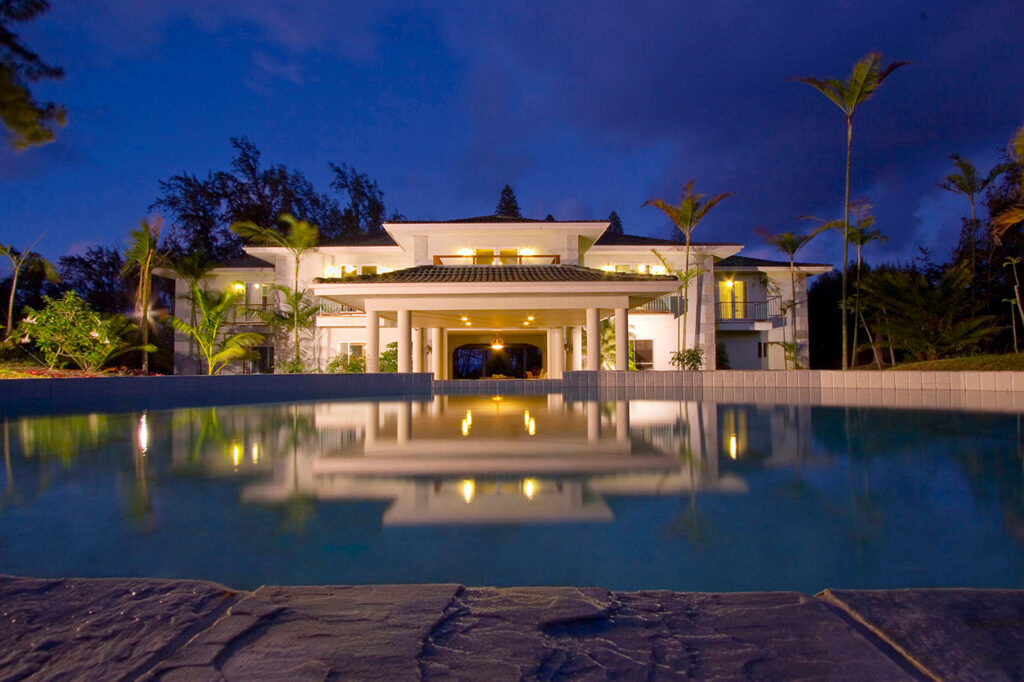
312 265 679 378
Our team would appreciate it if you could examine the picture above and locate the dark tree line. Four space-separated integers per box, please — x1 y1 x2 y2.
151 137 403 262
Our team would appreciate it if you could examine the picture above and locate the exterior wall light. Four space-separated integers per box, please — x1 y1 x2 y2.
490 335 504 350
519 248 535 256
458 248 474 257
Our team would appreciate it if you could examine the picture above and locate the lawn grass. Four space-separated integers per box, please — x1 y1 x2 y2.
891 354 1024 371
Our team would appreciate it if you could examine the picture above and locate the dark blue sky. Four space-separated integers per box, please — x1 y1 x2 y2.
2 0 1022 267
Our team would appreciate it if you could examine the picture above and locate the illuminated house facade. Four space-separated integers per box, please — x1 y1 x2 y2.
169 216 830 376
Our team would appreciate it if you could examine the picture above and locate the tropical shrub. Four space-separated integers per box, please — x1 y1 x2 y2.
378 342 398 373
18 291 153 371
169 283 264 375
669 347 704 371
325 353 365 373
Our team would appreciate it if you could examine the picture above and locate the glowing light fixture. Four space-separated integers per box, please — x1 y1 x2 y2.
137 412 149 454
650 265 668 275
523 478 536 500
458 248 474 257
637 264 648 274
460 316 468 321
232 282 245 293
724 279 734 288
490 334 504 350
600 264 615 272
462 479 475 503
519 248 535 256
344 264 357 274
325 266 342 277
729 434 738 460
527 315 534 321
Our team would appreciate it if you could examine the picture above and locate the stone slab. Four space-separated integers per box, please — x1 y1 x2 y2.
143 583 462 681
421 587 913 680
0 574 239 681
819 588 1024 682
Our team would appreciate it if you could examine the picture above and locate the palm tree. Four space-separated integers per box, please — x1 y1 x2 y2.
170 283 264 375
758 224 829 368
993 124 1024 244
256 286 322 372
231 214 318 369
121 218 164 373
937 155 1008 315
644 180 732 356
1 234 58 341
846 200 886 366
168 251 216 364
796 53 908 369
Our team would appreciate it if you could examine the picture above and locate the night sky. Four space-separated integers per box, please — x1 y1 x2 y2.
1 1 1022 267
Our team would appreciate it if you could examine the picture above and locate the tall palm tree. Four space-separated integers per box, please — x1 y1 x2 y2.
993 124 1024 244
937 155 1008 315
168 251 216 363
122 218 164 373
846 200 886 366
231 214 318 368
644 180 732 355
758 224 829 368
1 234 58 341
796 53 908 369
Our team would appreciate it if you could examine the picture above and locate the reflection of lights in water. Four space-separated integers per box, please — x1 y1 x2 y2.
251 442 260 464
523 478 536 500
465 411 472 426
137 412 149 454
462 479 474 503
528 418 536 436
461 419 470 437
232 443 241 467
729 434 738 459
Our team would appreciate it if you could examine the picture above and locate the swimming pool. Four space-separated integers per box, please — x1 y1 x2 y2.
1 394 1021 592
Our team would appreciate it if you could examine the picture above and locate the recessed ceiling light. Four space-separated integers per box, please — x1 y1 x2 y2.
460 316 468 321
465 321 472 326
527 316 535 321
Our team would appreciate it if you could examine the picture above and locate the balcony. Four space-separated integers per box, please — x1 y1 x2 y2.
318 299 361 315
432 254 561 265
717 297 782 321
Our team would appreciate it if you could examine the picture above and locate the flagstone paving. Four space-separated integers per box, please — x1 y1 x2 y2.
4 574 1021 680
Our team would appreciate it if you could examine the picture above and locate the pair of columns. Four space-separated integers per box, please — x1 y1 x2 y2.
364 307 629 374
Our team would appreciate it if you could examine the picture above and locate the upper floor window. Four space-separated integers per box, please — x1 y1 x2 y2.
718 279 747 319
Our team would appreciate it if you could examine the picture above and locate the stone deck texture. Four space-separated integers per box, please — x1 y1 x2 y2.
2 575 1021 680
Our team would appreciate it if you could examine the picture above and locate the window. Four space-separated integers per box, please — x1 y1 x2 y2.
632 339 654 370
361 265 378 275
757 341 769 358
475 248 494 265
499 248 518 264
718 279 747 319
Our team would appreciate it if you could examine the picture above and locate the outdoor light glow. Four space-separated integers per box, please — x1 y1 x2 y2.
523 478 536 500
232 282 245 293
251 442 260 464
725 280 734 288
137 412 148 454
519 248 535 256
528 418 536 436
490 334 504 350
458 248 474 257
232 443 241 467
378 266 393 274
524 410 530 427
325 266 341 277
344 265 357 274
527 315 534 321
729 434 738 459
600 264 615 272
462 479 475 503
650 265 668 275
461 316 468 321
637 264 648 274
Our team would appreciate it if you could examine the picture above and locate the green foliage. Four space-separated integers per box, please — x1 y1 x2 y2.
378 342 398 373
17 291 152 371
861 264 996 361
2 234 59 339
169 283 264 375
495 185 521 217
122 218 165 373
255 285 320 372
0 1 65 149
669 347 704 371
325 353 365 373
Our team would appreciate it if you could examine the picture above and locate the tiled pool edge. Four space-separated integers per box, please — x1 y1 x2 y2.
2 574 1021 679
0 373 433 416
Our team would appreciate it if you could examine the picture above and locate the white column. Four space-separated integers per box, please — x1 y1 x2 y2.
365 310 380 373
412 328 423 373
397 309 412 373
430 327 443 379
586 308 600 371
550 326 565 379
615 307 628 371
572 326 583 371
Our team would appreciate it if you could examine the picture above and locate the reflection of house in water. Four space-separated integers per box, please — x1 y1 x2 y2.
168 395 815 526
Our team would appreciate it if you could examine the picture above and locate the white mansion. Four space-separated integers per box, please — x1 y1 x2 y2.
169 215 831 376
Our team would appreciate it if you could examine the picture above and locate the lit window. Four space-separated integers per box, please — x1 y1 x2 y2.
378 266 393 274
361 265 378 275
636 264 648 274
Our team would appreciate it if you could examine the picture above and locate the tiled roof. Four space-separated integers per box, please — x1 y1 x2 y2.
718 255 833 269
387 214 608 224
319 231 398 247
315 264 678 284
218 254 273 269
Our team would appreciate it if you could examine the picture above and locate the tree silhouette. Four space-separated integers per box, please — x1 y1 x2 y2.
496 185 522 217
0 0 65 148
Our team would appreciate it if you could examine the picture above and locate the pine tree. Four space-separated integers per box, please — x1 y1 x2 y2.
496 185 522 218
607 211 624 235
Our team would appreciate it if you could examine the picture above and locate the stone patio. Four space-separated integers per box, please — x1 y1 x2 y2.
2 574 1022 680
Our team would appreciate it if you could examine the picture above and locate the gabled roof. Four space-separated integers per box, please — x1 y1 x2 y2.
218 254 274 269
315 264 677 284
319 231 398 247
717 255 833 269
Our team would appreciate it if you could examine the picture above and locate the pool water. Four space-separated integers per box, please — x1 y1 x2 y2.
1 395 1022 592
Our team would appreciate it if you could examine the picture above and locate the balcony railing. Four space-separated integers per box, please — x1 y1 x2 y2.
717 297 782 321
635 294 685 314
432 254 561 265
318 299 361 314
226 303 271 325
